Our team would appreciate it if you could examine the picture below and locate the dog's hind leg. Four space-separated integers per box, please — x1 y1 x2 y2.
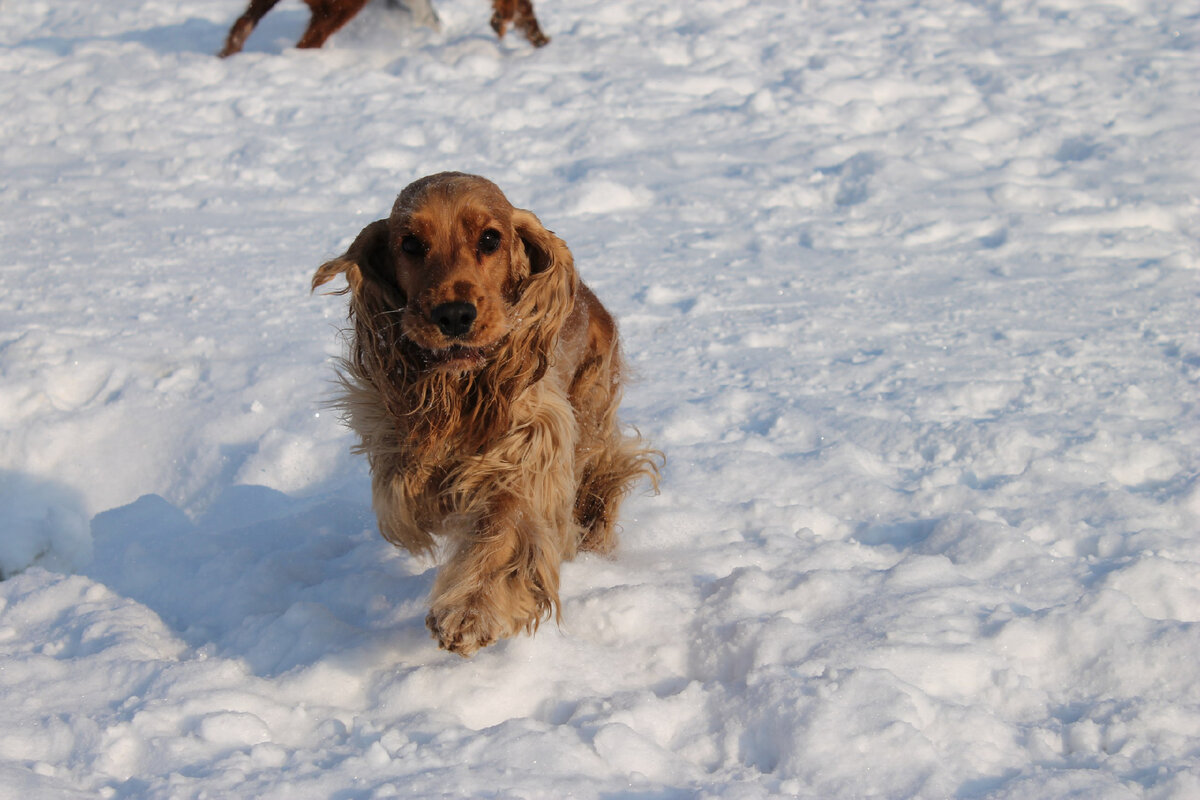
567 296 661 553
490 0 515 38
513 0 549 47
219 0 284 57
574 437 659 554
491 0 549 47
296 0 372 49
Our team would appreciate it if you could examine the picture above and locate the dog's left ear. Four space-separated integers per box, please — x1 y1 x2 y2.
312 219 390 295
512 209 573 278
504 208 579 387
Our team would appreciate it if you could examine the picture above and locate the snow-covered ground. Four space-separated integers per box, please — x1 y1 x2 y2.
2 0 1199 796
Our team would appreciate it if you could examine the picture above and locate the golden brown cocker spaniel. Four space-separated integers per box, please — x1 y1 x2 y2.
219 0 549 58
313 173 660 656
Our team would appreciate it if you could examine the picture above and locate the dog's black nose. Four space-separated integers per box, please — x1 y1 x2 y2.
431 302 477 338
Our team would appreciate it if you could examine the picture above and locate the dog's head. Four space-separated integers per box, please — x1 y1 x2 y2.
314 173 576 376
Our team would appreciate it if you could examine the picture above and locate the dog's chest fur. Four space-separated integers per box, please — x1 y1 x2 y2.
363 369 579 536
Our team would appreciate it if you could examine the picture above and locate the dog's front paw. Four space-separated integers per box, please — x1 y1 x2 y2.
425 605 498 658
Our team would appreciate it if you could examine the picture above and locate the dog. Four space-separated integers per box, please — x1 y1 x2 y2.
219 0 549 57
312 173 660 656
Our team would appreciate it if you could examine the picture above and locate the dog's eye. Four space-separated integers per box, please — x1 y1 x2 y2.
477 229 502 255
400 236 426 257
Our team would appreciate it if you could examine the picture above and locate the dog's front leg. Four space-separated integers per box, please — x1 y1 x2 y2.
425 493 564 656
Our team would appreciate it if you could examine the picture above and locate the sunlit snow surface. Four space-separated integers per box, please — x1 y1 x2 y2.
2 0 1199 796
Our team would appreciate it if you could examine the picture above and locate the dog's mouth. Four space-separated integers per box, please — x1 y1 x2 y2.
400 312 507 373
416 343 492 372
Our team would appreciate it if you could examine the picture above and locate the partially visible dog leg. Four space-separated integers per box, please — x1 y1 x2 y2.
513 0 549 47
568 306 660 554
574 441 657 555
426 494 564 657
490 0 550 46
219 0 284 57
296 0 372 49
490 0 516 39
425 388 579 656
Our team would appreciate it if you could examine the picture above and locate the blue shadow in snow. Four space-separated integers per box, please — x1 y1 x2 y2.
14 14 309 57
85 486 435 676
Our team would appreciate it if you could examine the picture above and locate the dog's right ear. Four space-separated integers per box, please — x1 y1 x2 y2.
311 219 391 295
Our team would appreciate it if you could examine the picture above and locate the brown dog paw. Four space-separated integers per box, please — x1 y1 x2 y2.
425 607 498 657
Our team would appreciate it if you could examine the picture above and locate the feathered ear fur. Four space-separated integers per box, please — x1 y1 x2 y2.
312 218 415 437
508 209 579 385
512 208 571 278
311 219 393 299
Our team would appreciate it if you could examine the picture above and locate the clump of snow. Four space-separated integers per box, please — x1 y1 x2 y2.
569 179 654 215
2 0 1200 796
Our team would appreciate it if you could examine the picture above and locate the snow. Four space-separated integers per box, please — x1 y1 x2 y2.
1 0 1199 796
